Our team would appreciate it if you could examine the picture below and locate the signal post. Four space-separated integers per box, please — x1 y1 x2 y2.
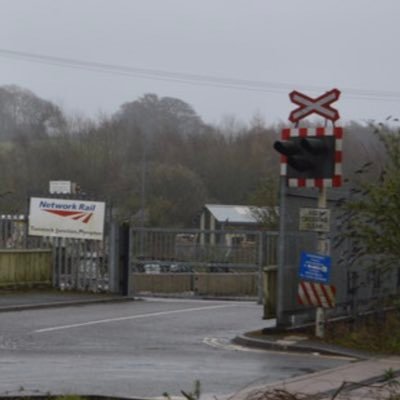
273 89 343 338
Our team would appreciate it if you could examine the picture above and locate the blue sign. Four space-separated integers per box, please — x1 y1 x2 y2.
299 251 331 284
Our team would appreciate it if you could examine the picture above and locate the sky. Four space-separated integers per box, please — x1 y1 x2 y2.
1 0 400 126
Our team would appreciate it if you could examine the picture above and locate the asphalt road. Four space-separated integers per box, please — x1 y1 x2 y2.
0 298 350 399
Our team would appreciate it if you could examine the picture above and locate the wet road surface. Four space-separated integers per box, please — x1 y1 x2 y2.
0 298 350 398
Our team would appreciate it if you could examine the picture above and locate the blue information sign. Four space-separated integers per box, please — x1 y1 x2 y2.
299 251 331 284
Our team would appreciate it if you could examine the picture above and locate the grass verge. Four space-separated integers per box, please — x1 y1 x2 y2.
326 311 400 354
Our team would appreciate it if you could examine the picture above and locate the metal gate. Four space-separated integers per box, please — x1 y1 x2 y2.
0 213 116 292
128 228 278 300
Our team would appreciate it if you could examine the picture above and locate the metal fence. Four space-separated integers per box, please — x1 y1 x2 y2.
0 216 279 298
276 227 400 323
128 228 279 300
0 214 112 292
129 228 278 271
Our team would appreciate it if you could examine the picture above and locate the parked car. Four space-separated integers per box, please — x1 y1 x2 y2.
144 264 161 274
142 262 191 273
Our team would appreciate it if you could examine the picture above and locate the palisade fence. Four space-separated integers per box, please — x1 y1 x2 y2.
129 228 279 270
129 228 279 300
0 213 280 299
0 213 113 292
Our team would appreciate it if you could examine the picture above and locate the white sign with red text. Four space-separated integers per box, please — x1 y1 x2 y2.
29 197 106 240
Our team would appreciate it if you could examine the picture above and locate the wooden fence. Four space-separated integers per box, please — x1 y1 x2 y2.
0 249 52 288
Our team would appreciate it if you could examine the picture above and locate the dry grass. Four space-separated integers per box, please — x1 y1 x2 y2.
325 312 400 353
241 388 316 400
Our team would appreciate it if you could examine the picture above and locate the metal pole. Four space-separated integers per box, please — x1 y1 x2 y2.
315 186 328 338
140 141 146 228
108 211 119 293
257 231 263 305
139 126 148 257
276 176 289 327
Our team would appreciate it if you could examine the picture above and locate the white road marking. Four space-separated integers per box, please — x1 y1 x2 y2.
143 297 254 305
34 304 237 333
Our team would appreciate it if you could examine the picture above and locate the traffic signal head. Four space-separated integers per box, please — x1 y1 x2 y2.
273 127 343 187
273 140 317 172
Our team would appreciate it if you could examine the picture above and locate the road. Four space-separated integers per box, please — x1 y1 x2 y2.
0 298 350 399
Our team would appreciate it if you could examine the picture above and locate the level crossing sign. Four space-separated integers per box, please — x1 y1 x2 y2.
299 207 331 232
289 88 341 123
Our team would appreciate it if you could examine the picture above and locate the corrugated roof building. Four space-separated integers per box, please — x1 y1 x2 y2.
202 204 261 226
198 204 270 246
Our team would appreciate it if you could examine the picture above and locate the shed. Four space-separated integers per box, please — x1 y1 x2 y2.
199 204 272 246
200 204 263 230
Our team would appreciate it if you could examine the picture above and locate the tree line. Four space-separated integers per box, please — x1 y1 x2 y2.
0 85 385 228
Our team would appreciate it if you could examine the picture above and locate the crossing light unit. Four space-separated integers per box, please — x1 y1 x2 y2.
273 127 343 188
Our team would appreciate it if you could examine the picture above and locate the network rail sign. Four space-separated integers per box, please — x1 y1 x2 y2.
29 197 106 241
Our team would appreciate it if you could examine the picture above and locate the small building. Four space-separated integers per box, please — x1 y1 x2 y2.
199 204 275 246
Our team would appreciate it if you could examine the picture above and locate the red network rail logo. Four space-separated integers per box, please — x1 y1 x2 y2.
43 209 93 224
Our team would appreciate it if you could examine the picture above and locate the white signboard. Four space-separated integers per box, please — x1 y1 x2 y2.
49 181 74 194
299 207 331 233
29 197 105 240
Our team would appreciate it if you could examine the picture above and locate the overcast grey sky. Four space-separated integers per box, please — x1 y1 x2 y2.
1 0 400 125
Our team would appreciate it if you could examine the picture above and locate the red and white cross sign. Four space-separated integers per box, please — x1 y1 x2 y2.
289 88 341 123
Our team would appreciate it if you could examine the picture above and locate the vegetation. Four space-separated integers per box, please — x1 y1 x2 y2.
326 311 400 353
164 380 201 400
0 86 281 226
0 84 384 229
336 120 400 271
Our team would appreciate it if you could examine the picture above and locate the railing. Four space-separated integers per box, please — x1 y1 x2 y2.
0 214 111 292
130 228 278 270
